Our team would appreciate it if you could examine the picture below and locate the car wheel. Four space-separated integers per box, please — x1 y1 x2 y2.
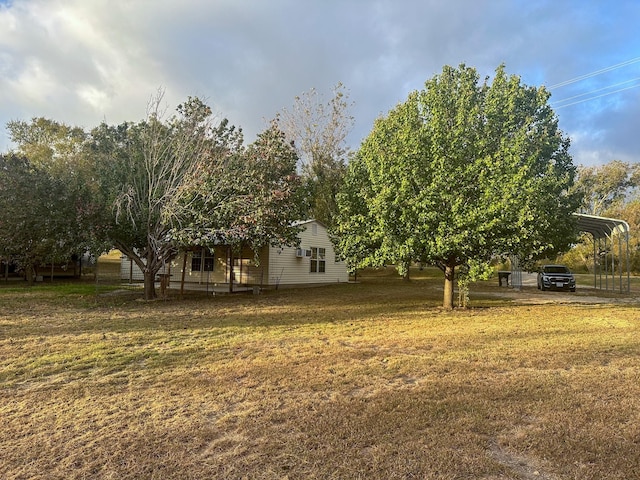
570 288 576 292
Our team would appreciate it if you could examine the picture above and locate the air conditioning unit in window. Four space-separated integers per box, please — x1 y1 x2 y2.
296 248 304 258
305 249 312 257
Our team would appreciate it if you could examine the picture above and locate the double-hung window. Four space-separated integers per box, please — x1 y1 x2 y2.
191 248 215 272
310 247 326 273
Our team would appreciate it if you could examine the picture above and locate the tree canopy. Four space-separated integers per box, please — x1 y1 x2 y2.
88 93 304 299
278 83 353 227
169 119 304 256
89 95 208 298
573 160 640 216
0 93 306 297
0 119 105 283
336 64 580 308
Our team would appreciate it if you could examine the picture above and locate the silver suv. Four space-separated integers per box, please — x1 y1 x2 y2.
537 265 576 292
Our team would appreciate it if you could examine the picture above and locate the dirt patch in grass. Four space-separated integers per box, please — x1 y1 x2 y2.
1 270 639 479
478 285 640 307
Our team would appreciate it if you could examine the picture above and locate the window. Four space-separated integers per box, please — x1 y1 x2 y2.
191 248 214 272
310 247 326 273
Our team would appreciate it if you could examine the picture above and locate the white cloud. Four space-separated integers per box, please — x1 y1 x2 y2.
77 84 109 112
10 57 59 104
1 0 639 165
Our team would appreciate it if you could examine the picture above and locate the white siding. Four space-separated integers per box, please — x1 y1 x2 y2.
120 255 169 282
119 220 348 287
267 220 349 285
178 247 228 285
120 246 268 285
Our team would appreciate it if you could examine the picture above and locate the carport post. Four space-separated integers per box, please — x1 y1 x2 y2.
618 231 623 293
593 236 597 289
598 237 603 289
605 236 609 290
626 229 631 293
510 255 522 291
611 232 615 291
604 236 608 289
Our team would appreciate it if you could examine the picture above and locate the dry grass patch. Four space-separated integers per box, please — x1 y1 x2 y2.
1 272 639 479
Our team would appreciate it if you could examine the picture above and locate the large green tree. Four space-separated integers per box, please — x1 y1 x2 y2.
6 117 87 171
91 94 303 299
332 155 382 275
0 154 64 283
1 118 104 283
336 64 580 309
170 119 305 291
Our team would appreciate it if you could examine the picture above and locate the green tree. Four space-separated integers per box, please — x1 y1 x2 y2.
337 64 580 309
89 93 228 300
278 83 353 227
2 118 105 282
170 119 304 291
6 117 87 172
574 160 639 215
333 155 382 276
0 154 72 283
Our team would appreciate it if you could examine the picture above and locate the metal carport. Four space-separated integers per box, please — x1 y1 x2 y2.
574 213 630 293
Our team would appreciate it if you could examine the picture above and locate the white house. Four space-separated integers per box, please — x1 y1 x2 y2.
120 219 349 289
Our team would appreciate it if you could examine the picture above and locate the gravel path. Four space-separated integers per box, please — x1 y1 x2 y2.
485 272 640 305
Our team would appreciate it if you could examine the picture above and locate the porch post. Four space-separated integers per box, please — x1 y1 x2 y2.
228 246 234 294
180 251 187 299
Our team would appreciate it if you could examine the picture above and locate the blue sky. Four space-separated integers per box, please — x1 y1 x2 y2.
1 0 639 166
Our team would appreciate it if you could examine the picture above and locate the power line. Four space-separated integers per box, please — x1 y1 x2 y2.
553 83 640 109
552 76 640 106
548 56 640 89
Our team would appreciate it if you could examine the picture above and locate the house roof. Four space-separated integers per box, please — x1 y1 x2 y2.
292 219 328 229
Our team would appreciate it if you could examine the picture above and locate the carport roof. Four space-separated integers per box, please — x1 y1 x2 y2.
574 213 629 239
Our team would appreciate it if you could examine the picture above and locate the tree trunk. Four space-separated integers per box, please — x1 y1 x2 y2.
25 263 35 286
443 263 455 310
403 260 411 282
143 270 157 300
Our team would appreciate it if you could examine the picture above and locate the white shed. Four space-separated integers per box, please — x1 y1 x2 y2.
120 220 349 288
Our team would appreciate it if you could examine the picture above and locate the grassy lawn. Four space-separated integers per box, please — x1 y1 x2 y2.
1 268 639 479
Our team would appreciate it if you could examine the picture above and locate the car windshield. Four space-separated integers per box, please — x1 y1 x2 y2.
544 266 570 274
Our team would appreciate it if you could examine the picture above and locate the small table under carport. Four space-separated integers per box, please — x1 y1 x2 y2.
497 271 511 287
